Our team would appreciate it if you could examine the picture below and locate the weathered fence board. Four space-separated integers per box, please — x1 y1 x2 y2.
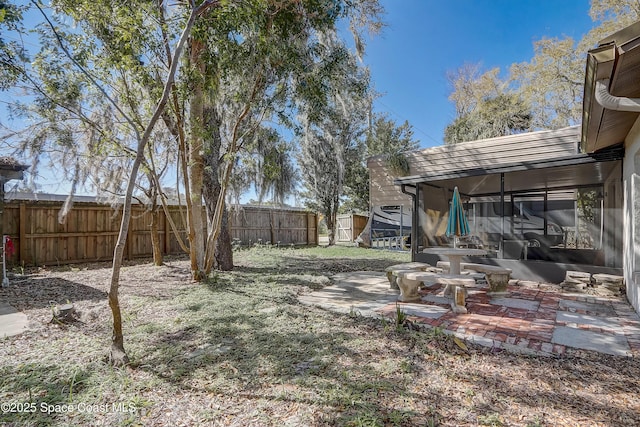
2 200 317 266
336 213 368 242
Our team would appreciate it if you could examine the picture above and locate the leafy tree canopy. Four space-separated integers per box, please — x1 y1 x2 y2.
0 0 26 90
444 93 531 144
446 0 640 139
342 113 419 212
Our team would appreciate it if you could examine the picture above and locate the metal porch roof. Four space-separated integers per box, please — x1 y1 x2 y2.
394 146 623 197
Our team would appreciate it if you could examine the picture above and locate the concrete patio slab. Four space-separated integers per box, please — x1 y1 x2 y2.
0 302 28 338
398 303 449 319
552 326 631 356
331 271 391 283
299 272 400 318
559 299 616 315
490 297 540 311
421 295 451 305
556 311 622 330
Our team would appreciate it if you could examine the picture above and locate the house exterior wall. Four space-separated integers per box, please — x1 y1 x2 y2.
368 156 412 208
624 117 640 313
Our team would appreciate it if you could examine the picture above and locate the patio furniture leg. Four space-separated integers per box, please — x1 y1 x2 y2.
451 286 467 314
486 272 510 296
443 283 453 297
398 277 422 302
386 271 397 289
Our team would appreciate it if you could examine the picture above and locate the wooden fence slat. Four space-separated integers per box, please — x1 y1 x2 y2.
19 203 26 262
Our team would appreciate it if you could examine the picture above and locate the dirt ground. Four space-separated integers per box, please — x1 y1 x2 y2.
1 247 639 426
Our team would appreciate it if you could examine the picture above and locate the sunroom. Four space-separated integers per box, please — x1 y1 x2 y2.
389 126 624 283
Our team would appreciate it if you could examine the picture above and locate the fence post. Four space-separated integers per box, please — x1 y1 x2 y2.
164 209 170 255
125 208 132 260
19 203 26 264
351 214 355 242
269 209 275 245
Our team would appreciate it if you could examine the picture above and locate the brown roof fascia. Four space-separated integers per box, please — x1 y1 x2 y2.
599 20 640 47
581 21 640 153
581 44 616 153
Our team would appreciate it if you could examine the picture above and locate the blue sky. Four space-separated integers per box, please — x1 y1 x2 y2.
1 0 597 197
363 0 594 148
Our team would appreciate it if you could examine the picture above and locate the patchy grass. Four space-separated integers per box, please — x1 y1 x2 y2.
1 246 639 426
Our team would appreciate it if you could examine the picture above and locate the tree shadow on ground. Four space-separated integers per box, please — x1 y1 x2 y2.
137 308 430 423
131 257 448 424
456 351 640 425
278 254 407 274
0 277 107 312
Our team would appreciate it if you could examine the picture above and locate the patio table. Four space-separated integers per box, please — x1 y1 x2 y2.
422 247 487 275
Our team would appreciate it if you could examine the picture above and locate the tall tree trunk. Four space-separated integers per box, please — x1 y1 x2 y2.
326 193 340 246
188 144 206 279
106 2 214 366
203 182 233 270
202 70 263 273
326 206 336 246
216 207 233 270
202 105 233 271
188 38 207 280
177 122 200 275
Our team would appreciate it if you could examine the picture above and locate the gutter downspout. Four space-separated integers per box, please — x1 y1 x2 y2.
595 79 640 112
401 184 417 259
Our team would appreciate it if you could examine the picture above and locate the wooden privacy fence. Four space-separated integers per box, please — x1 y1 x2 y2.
336 213 368 242
229 206 318 246
1 200 318 266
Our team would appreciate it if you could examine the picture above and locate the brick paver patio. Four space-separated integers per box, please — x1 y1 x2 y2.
375 279 640 357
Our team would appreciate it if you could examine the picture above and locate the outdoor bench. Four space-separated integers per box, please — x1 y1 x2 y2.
385 262 432 290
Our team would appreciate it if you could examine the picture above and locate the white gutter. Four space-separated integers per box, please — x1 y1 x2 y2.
595 79 640 112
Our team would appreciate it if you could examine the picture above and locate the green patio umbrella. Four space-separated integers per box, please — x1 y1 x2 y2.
445 186 470 247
